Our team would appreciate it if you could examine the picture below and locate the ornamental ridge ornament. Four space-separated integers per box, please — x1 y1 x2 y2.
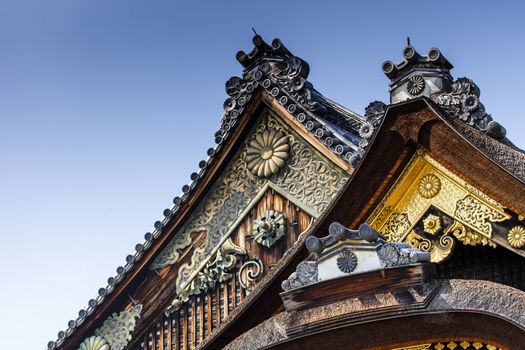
336 249 358 273
253 209 287 247
432 77 506 139
407 75 425 95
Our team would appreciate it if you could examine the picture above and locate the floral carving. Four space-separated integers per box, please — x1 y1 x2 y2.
508 226 525 248
383 213 412 241
245 129 290 177
253 209 286 247
78 336 110 350
151 114 349 294
166 239 246 314
422 214 441 235
358 121 374 139
432 77 506 138
336 249 358 273
407 75 425 96
94 305 142 350
418 174 441 199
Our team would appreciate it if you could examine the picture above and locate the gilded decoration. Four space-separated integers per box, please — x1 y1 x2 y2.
245 129 290 177
508 226 525 248
423 214 441 235
368 150 510 263
389 341 501 350
418 174 441 199
448 221 496 248
77 305 142 350
150 111 349 294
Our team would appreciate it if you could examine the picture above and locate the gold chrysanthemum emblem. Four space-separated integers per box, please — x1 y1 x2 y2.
245 129 290 177
423 214 441 235
508 226 525 248
418 174 441 199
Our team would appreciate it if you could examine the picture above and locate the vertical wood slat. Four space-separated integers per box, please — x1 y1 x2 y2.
143 334 149 350
206 290 212 336
166 318 172 350
159 318 165 350
130 192 313 350
191 296 196 348
215 284 221 327
230 269 237 310
182 306 187 350
199 295 204 344
153 323 158 350
175 310 180 350
223 282 229 319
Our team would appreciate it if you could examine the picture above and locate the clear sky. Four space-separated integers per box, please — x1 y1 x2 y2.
0 1 524 349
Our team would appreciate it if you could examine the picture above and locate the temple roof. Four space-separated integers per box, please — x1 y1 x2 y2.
47 38 525 350
46 35 380 350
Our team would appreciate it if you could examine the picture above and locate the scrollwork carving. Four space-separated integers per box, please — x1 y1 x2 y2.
454 195 507 236
238 258 264 293
448 220 496 248
93 305 142 350
383 213 412 242
166 239 245 314
151 113 349 295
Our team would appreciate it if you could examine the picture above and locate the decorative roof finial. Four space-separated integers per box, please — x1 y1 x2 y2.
382 44 453 103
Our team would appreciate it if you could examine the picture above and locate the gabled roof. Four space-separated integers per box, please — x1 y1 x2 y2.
46 35 381 350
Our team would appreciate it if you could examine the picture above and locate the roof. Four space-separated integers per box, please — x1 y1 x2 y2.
46 35 382 350
47 38 525 350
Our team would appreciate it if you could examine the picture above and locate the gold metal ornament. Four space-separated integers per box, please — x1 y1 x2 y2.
418 173 441 199
448 221 496 248
508 226 525 248
368 150 508 263
422 214 441 235
245 128 290 177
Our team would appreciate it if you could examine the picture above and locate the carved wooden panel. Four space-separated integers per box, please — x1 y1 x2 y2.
128 189 313 350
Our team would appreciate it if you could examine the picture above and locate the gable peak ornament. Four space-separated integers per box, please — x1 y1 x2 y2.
245 129 290 177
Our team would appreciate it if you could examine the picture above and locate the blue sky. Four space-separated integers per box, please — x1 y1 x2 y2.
0 1 524 349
